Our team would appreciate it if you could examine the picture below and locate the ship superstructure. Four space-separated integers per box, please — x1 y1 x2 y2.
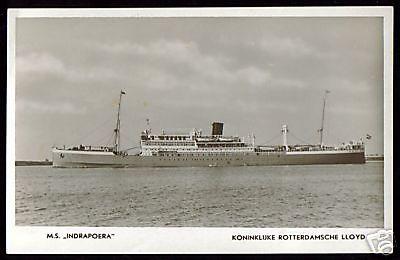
52 90 366 168
140 122 254 157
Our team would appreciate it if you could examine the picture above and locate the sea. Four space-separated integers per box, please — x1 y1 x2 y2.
15 162 384 227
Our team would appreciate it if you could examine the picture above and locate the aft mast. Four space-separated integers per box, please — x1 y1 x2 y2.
113 90 126 153
318 90 330 148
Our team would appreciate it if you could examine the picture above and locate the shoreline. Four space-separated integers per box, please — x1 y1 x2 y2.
15 161 52 166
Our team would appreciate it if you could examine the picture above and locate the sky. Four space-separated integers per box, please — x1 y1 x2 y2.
15 17 384 161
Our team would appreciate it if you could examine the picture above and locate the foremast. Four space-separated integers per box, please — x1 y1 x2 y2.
113 90 126 153
318 90 330 148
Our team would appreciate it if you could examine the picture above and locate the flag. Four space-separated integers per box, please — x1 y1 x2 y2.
366 134 372 140
121 90 126 95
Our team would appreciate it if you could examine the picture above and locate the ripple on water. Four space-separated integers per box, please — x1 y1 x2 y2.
15 164 384 227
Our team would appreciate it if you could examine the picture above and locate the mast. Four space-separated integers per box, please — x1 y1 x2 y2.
113 90 126 152
281 125 289 151
318 90 330 147
146 118 151 134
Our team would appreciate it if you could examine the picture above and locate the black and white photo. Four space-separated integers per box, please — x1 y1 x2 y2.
7 7 393 254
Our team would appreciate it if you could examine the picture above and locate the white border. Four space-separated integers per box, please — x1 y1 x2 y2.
7 7 393 254
382 8 393 230
6 7 393 17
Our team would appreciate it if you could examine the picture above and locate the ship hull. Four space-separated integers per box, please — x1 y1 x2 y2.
52 149 365 168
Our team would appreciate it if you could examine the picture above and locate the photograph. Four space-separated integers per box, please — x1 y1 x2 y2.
7 7 393 253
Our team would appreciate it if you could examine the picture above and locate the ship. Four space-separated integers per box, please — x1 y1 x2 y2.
52 90 366 168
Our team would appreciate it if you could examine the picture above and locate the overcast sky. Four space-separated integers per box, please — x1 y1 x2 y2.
15 17 384 160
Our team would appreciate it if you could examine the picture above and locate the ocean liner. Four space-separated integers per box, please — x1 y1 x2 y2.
52 90 365 168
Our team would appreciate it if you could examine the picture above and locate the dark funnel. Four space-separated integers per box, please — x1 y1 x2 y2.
212 122 224 136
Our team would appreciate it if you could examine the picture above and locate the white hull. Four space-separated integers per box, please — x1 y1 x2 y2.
52 148 365 168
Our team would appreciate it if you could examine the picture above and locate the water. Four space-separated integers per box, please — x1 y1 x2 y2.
15 162 384 227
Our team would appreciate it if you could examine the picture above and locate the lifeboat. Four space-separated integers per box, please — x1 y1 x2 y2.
218 137 234 142
196 137 214 142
